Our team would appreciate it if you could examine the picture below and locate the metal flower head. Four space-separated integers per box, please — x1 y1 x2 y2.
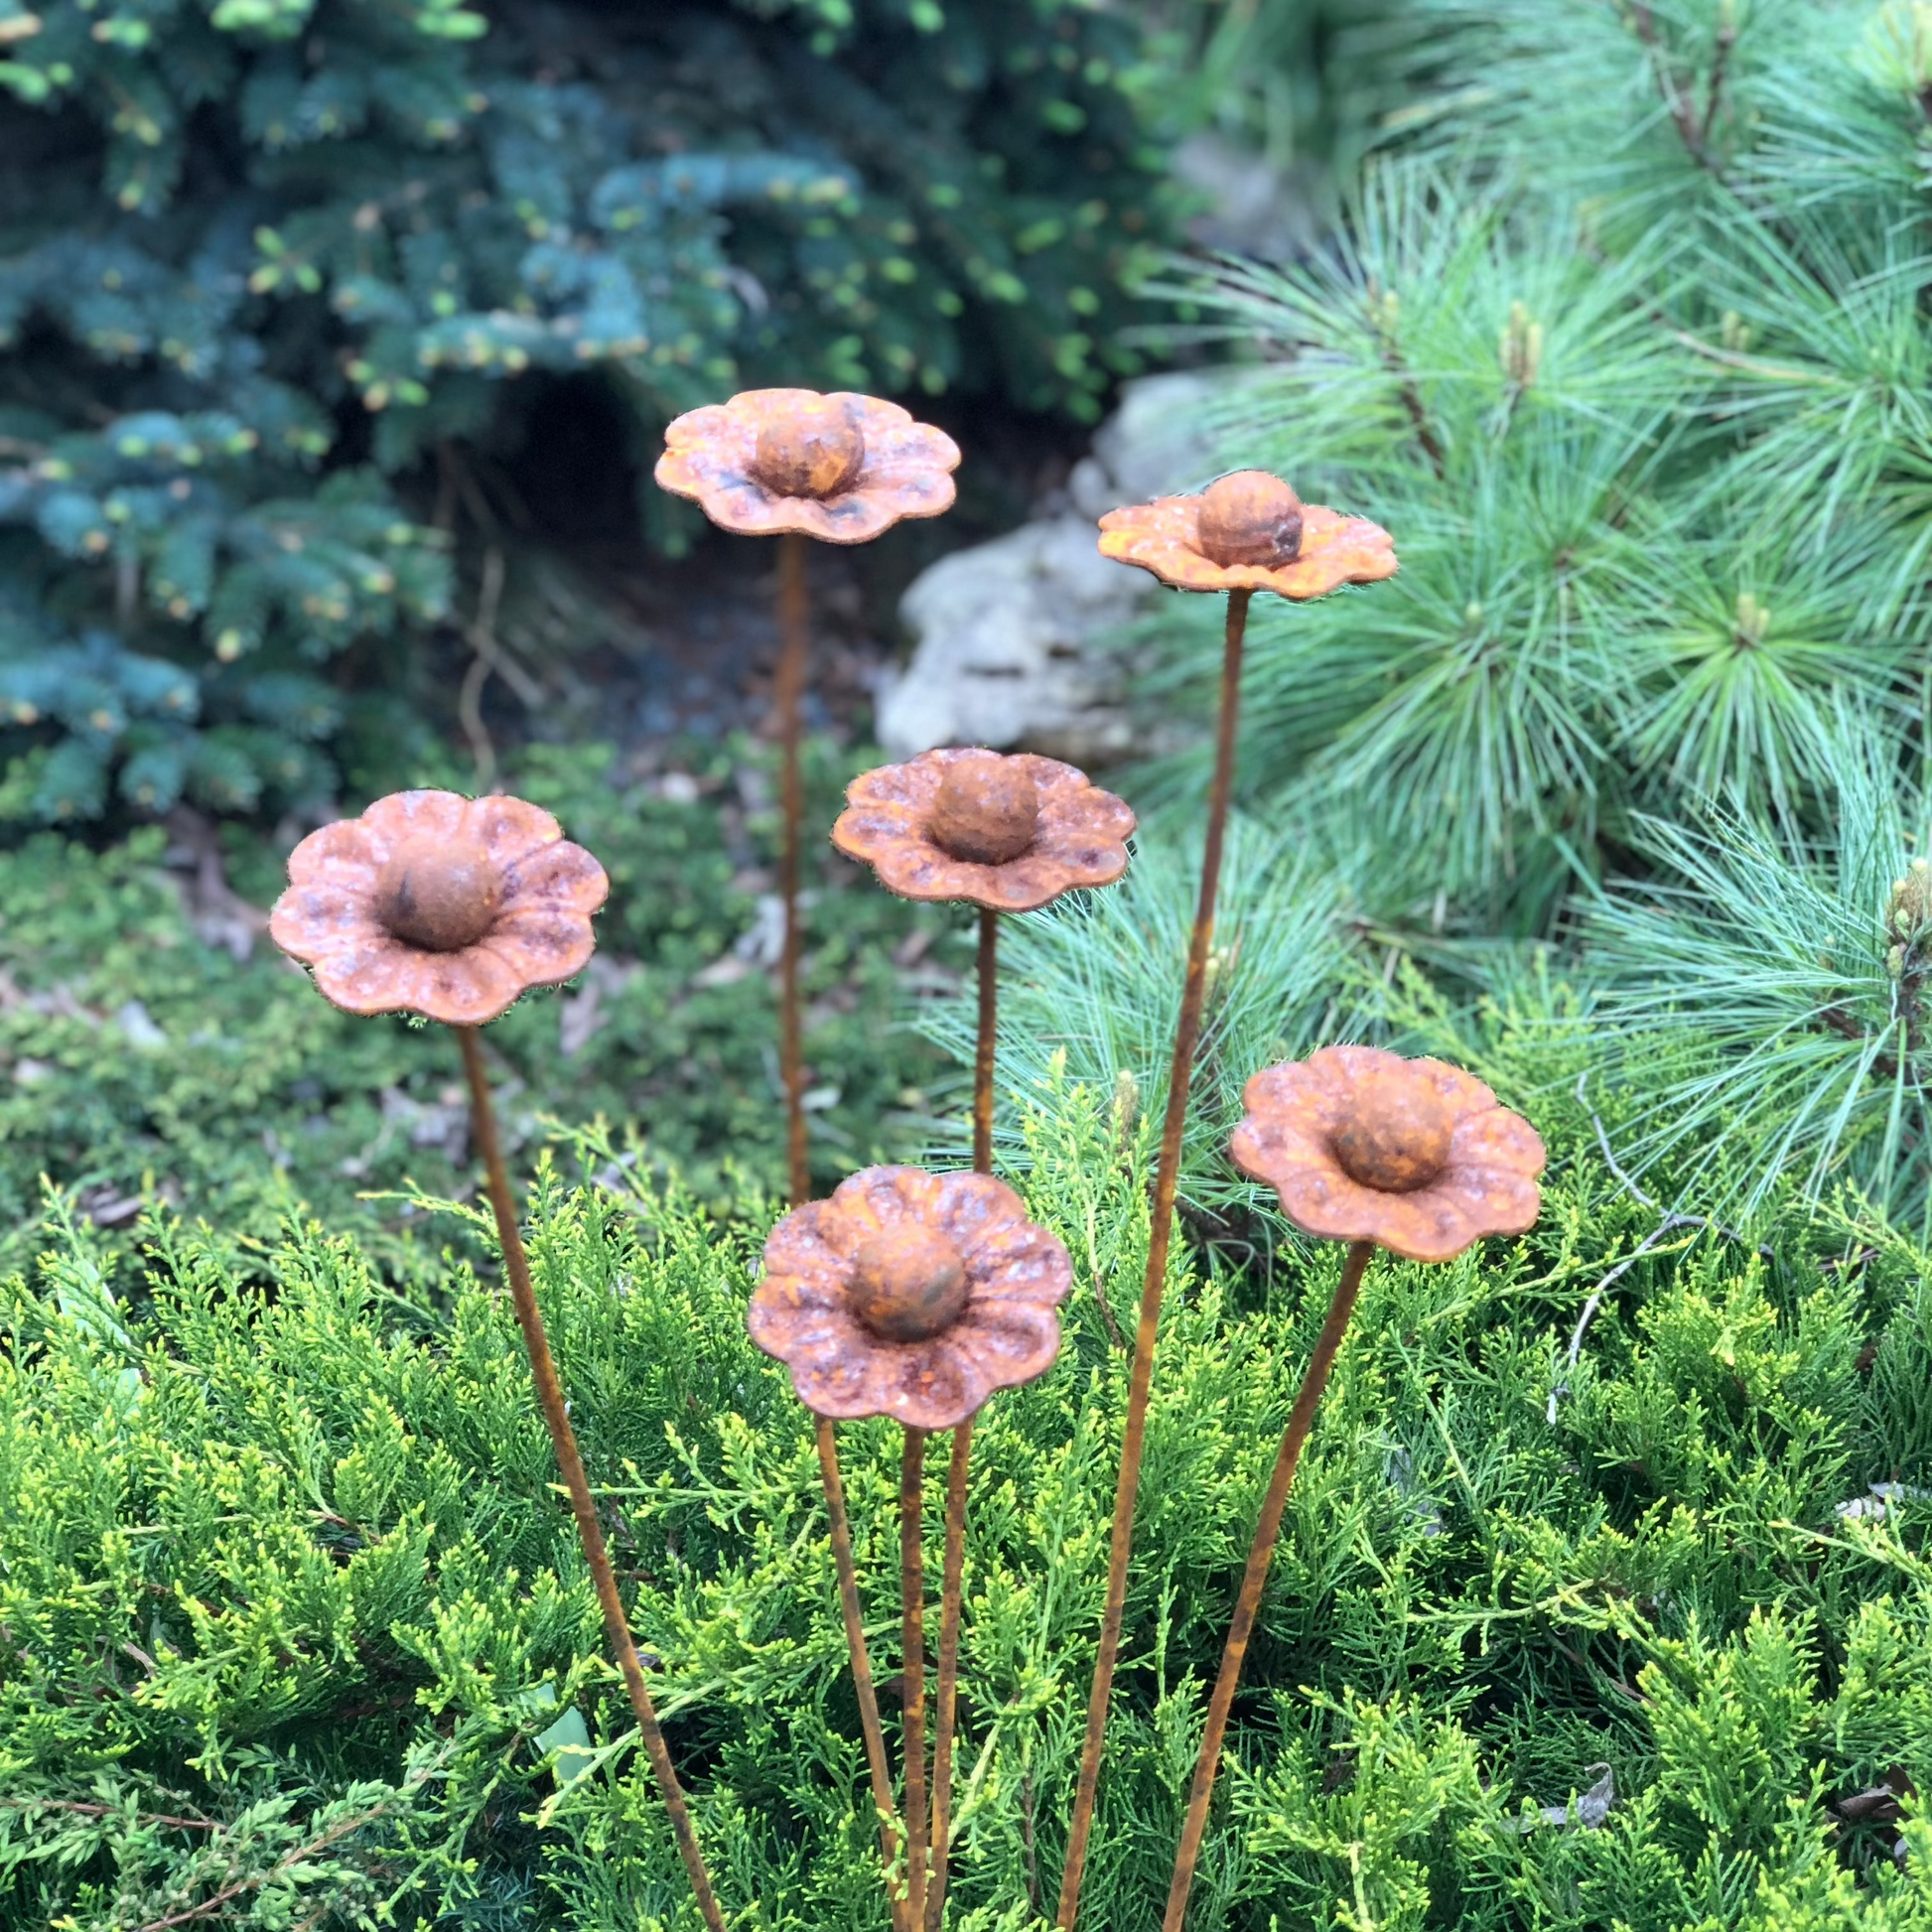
270 789 609 1026
654 387 960 545
1099 470 1397 599
1231 1045 1544 1263
832 748 1136 912
751 1166 1072 1429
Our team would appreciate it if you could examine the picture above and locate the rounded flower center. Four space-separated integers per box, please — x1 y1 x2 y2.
1331 1069 1454 1193
753 396 866 500
1195 471 1305 569
928 751 1040 865
850 1222 969 1342
376 833 501 953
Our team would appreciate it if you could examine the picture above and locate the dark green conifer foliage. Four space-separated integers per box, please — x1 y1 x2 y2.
0 0 1190 821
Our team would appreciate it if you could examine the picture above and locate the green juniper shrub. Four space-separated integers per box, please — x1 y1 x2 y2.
4 1066 1932 1929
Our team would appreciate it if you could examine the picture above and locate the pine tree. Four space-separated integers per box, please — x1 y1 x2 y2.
1118 0 1932 1214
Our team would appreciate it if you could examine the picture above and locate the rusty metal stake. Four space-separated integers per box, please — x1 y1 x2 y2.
923 1419 974 1931
776 529 812 1207
1161 1238 1372 1932
816 1417 909 1932
974 907 998 1173
1056 587 1253 1930
901 1429 930 1929
456 1025 727 1932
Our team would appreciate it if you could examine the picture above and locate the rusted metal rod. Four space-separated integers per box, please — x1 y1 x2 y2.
901 1429 930 1929
1056 587 1253 1930
974 906 998 1173
776 529 812 1207
923 1419 974 1932
456 1025 727 1932
815 1417 908 1932
1161 1238 1372 1932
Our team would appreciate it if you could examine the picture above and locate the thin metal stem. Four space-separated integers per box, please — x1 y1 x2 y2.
1056 586 1253 1930
901 1429 929 1930
1161 1239 1373 1932
974 907 998 1174
776 529 812 1207
815 1417 906 1932
923 1421 973 1932
455 1025 726 1932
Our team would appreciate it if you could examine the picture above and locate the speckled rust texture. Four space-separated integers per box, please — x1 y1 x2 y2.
750 1166 1072 1429
832 748 1136 913
1098 490 1396 598
270 789 608 1026
1232 1044 1544 1263
654 387 960 544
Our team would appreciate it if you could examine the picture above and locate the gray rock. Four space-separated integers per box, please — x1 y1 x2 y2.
877 370 1226 764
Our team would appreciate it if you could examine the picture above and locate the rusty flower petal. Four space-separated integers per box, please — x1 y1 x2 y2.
1231 1044 1544 1264
654 389 960 546
750 1165 1072 1429
271 788 609 1026
1099 495 1397 599
832 749 1137 913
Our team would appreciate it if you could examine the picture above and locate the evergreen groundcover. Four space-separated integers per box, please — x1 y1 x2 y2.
4 1046 1932 1931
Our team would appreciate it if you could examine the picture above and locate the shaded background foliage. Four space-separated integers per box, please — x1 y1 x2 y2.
0 0 1376 822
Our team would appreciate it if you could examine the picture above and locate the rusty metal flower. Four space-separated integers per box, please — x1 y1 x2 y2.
831 748 1136 913
1099 469 1397 599
750 1165 1072 1429
654 388 960 545
269 789 609 1026
1231 1045 1545 1263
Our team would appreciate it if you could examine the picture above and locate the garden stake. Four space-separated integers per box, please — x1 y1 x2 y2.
926 912 996 1930
900 1428 930 1927
776 529 811 1204
655 390 961 1205
816 1417 908 1932
831 747 1135 1924
924 1418 973 1932
974 906 998 1172
1158 1043 1547 1932
459 1027 727 1932
752 1168 1075 1927
1062 474 1398 1928
1159 1237 1372 1932
266 788 727 1932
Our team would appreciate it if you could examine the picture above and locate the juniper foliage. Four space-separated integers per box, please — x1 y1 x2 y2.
5 1060 1932 1930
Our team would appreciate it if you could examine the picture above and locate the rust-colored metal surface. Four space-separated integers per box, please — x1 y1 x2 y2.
456 1026 727 1932
1160 1238 1375 1932
776 530 812 1206
654 387 960 545
751 1166 1071 1431
974 908 999 1173
923 1418 974 1932
1099 480 1395 599
900 1429 930 1930
1055 587 1255 1930
833 748 1136 914
1231 1045 1546 1262
815 1417 907 1932
270 789 608 1026
1194 470 1306 568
